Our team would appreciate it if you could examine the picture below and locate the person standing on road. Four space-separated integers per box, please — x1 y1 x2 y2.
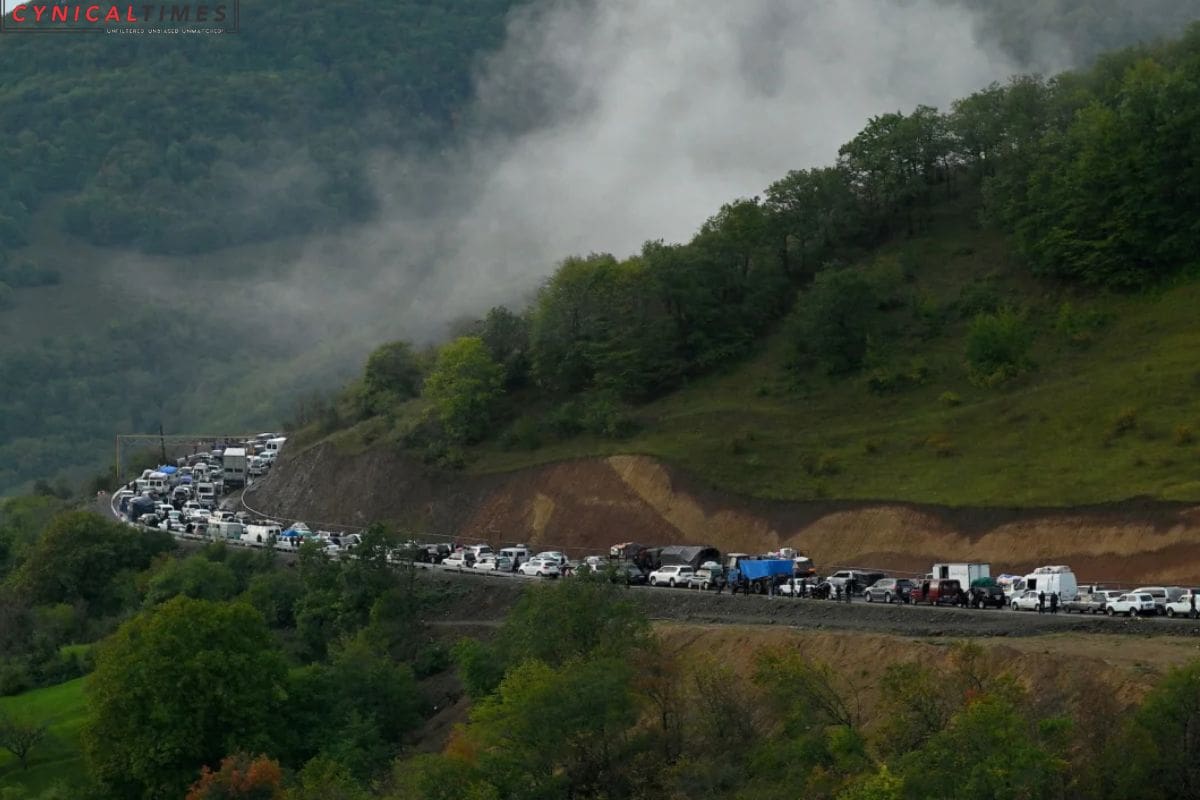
845 578 854 603
1038 590 1046 614
1191 591 1197 620
716 571 726 594
1050 592 1059 614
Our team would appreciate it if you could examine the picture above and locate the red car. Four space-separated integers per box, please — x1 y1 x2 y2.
910 578 964 606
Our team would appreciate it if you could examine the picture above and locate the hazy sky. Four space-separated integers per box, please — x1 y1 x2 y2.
58 0 1035 346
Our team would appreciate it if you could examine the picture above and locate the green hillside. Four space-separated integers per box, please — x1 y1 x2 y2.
471 203 1200 506
0 678 88 795
315 24 1200 507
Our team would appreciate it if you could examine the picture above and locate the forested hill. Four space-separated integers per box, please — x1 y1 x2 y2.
0 0 520 255
319 23 1200 507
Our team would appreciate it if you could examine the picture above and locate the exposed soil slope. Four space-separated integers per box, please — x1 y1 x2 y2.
251 444 1200 584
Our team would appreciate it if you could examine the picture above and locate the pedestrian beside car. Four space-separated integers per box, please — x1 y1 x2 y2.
1191 591 1197 620
1038 590 1046 614
1050 592 1059 614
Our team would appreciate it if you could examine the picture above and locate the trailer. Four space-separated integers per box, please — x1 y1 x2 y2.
930 562 990 588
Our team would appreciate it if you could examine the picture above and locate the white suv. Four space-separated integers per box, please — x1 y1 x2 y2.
648 565 694 587
1107 592 1157 617
518 558 560 578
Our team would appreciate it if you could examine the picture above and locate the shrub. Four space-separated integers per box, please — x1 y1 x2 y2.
912 293 949 339
579 391 638 439
1054 301 1112 347
956 281 1001 319
862 439 883 455
866 358 931 396
1174 425 1195 446
547 393 637 440
816 453 842 476
803 452 842 476
925 433 958 458
546 401 584 438
939 391 963 407
728 433 755 455
965 308 1034 387
1111 407 1139 437
499 417 542 451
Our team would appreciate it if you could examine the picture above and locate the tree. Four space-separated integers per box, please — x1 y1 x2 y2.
83 598 288 799
0 712 48 771
764 167 859 276
362 340 423 411
12 511 174 612
478 306 531 389
422 337 504 443
464 657 639 799
898 693 1070 800
144 554 239 606
185 753 284 800
1107 661 1200 799
792 269 880 375
288 755 370 800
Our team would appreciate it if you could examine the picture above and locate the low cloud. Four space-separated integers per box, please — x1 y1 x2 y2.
293 0 1020 344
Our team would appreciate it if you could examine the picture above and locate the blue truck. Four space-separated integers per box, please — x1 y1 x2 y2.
728 557 795 594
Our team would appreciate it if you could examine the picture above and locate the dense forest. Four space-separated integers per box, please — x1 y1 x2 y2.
4 501 1200 799
0 0 520 254
326 24 1200 470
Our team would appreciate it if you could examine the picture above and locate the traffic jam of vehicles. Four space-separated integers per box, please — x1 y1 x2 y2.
111 440 1200 623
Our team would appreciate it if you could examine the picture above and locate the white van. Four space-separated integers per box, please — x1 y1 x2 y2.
241 524 281 546
209 520 244 541
194 482 216 508
145 472 169 494
499 546 529 567
1022 565 1079 601
264 437 287 454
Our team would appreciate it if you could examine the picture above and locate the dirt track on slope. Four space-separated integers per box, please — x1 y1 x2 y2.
252 444 1200 585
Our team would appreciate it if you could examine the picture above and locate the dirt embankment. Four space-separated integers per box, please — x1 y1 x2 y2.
251 443 1200 584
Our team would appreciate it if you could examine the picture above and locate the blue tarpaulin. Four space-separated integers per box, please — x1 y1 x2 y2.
157 465 178 474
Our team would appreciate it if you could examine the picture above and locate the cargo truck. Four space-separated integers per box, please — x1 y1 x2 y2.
727 557 795 595
222 447 247 488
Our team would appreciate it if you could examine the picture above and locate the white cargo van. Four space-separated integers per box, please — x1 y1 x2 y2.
241 524 281 546
209 520 244 541
931 563 990 589
1022 565 1079 601
264 436 287 454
